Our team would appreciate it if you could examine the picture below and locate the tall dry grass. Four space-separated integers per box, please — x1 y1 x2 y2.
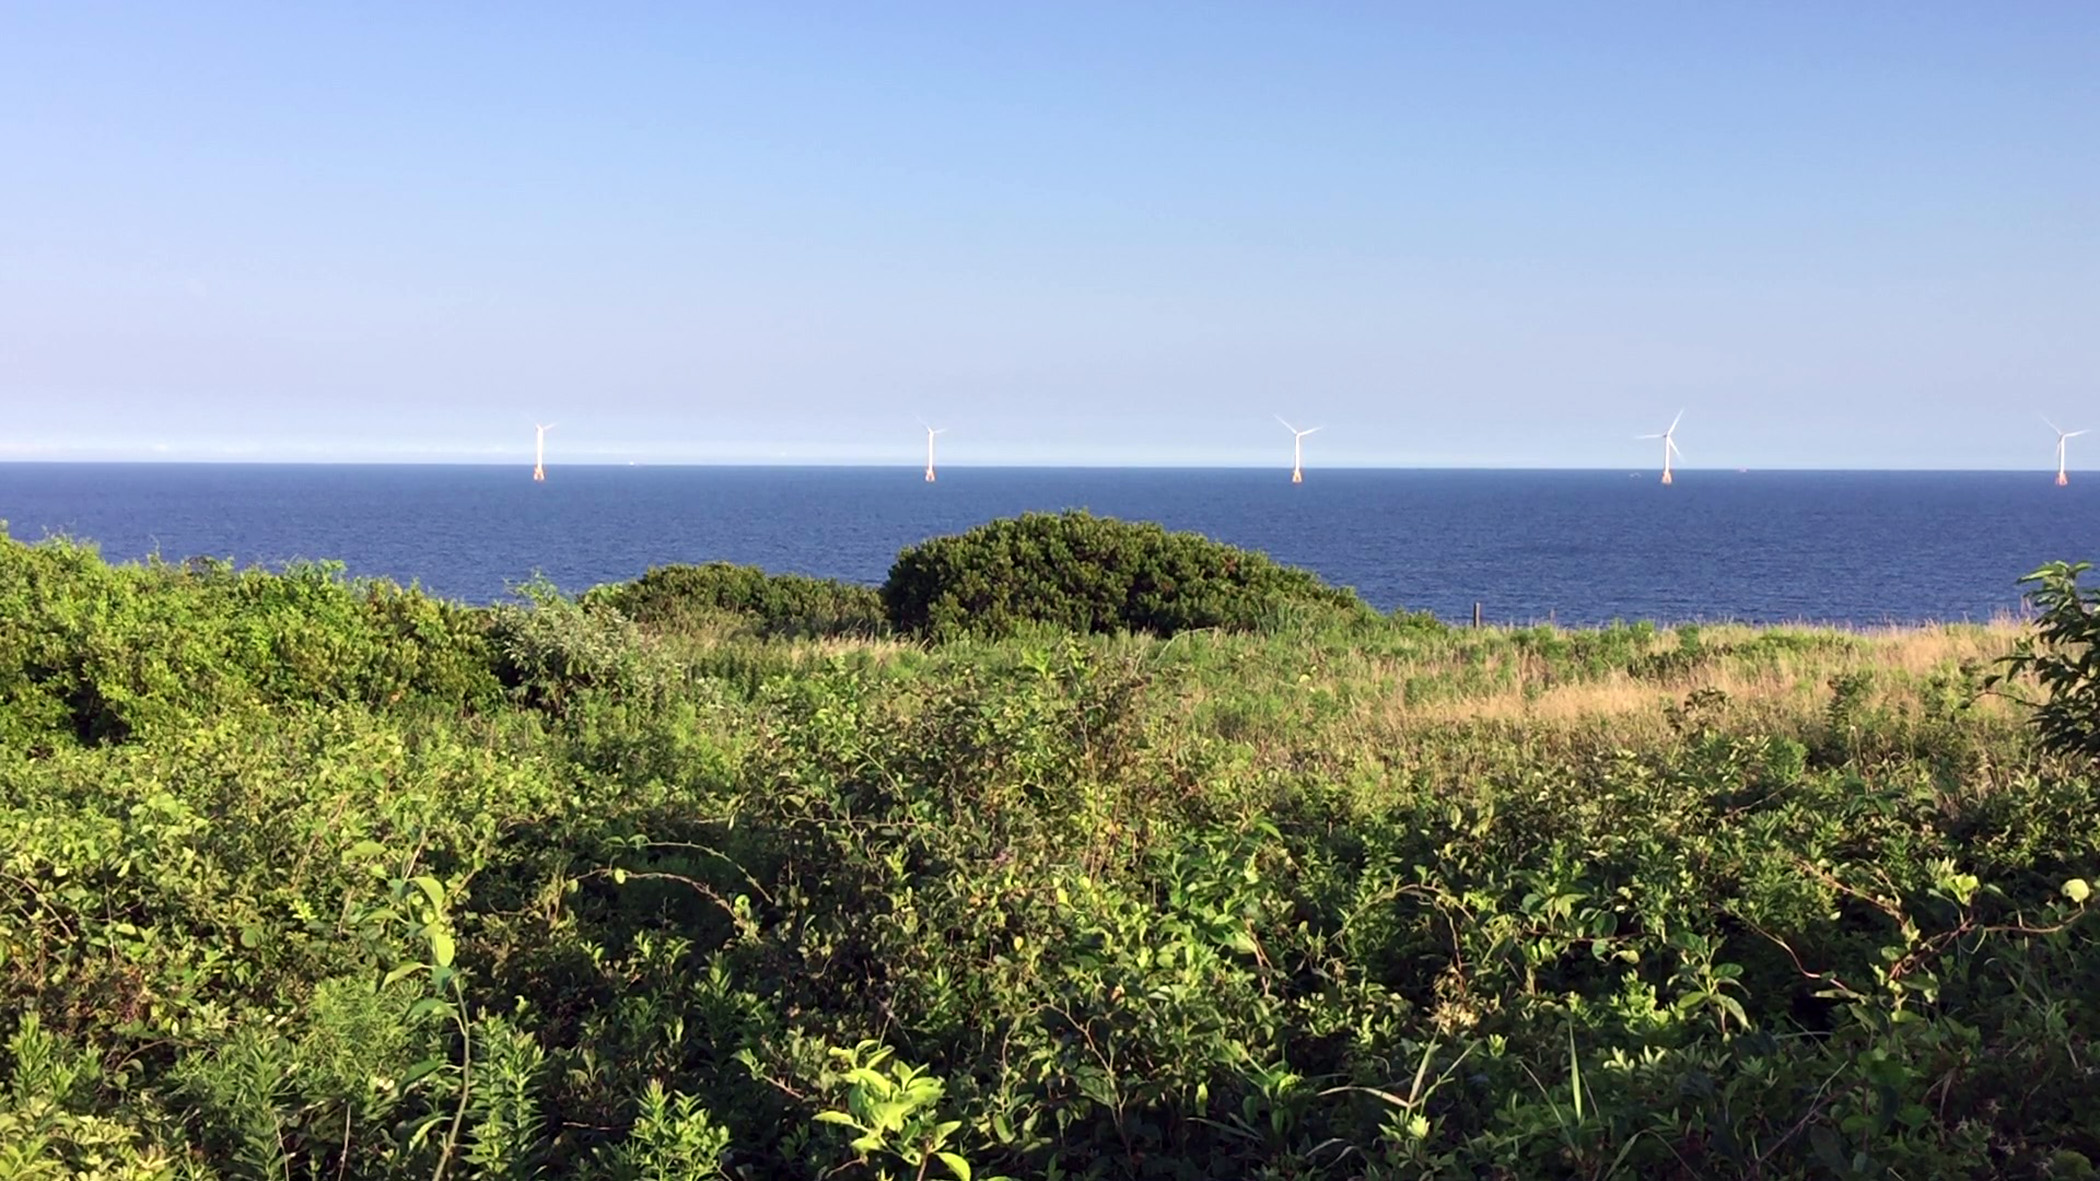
1121 619 2035 789
1392 623 2022 727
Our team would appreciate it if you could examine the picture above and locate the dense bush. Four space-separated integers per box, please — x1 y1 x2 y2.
490 578 675 713
1 533 2095 1178
881 510 1369 639
0 532 499 751
588 561 886 639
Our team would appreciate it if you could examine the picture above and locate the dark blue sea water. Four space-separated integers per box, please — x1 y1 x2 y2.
3 464 2097 627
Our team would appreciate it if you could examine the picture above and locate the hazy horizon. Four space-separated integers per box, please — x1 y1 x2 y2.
4 5 2094 468
4 455 2098 475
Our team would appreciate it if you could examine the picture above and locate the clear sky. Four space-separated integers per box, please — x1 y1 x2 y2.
2 3 2094 468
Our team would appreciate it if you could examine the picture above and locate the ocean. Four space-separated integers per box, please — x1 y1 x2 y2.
2 464 2095 627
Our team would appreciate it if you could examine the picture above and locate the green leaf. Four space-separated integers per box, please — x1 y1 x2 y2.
427 927 455 968
2065 878 2092 905
407 1110 449 1149
1809 1125 1848 1174
1717 994 1750 1030
401 1057 449 1085
411 876 445 911
406 997 452 1023
937 1153 973 1181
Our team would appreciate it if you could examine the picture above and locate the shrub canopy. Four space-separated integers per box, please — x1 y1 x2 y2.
589 561 885 639
0 531 497 749
880 510 1367 639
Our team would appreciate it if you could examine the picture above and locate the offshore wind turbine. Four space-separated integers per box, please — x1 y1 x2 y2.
532 423 554 482
2047 417 2087 486
1638 411 1683 485
1277 416 1320 484
922 422 947 483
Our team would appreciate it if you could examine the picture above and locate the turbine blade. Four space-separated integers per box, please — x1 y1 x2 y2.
2046 416 2064 435
1276 415 1298 433
2071 430 2090 438
1303 427 1322 436
1669 409 1684 433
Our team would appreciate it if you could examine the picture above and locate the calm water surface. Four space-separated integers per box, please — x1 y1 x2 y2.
3 464 2095 627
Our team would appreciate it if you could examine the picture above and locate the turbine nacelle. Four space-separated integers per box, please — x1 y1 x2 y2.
1276 415 1322 439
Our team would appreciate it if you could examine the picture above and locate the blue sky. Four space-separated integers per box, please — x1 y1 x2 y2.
2 3 2094 467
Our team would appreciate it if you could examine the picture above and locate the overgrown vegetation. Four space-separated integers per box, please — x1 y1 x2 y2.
1 523 2095 1179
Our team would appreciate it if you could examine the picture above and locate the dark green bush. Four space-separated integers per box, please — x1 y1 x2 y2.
589 561 885 639
880 510 1368 640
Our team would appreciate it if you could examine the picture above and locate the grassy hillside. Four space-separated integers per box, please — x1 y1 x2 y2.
1 528 2094 1179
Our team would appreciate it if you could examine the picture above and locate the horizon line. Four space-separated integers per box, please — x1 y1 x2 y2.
0 458 2092 475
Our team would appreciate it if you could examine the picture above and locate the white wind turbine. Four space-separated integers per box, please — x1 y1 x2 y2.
532 422 555 482
2047 417 2087 487
1638 411 1683 485
922 422 947 483
1277 416 1321 484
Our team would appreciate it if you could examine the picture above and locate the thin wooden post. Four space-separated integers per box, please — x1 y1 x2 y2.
1472 602 1482 628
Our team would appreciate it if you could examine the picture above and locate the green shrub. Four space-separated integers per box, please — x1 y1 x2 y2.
1990 560 2100 761
589 562 885 640
489 579 671 712
0 531 499 749
880 510 1367 640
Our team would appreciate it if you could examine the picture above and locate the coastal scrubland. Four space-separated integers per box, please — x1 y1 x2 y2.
1 513 2094 1179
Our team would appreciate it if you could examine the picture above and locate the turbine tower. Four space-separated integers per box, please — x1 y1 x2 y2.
2048 418 2087 486
1277 416 1321 484
922 423 947 483
1638 411 1683 485
533 423 554 482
